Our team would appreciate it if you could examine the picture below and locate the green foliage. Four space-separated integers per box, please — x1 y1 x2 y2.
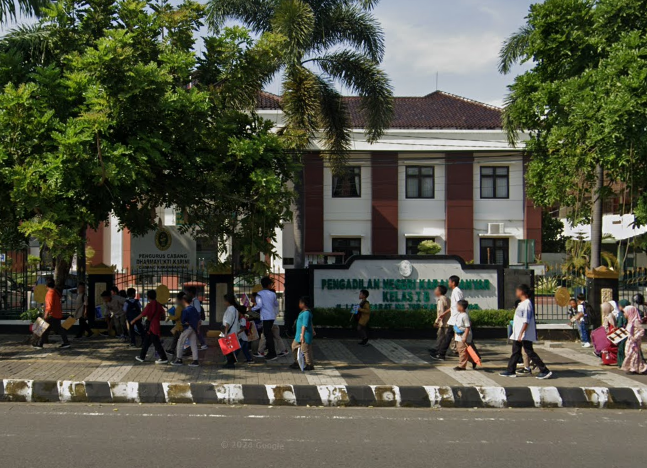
206 0 393 172
500 0 647 227
541 211 566 253
0 0 298 282
417 240 441 255
312 308 514 329
20 308 42 323
562 235 619 274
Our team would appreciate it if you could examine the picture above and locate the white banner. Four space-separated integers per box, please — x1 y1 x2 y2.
130 226 196 271
312 257 501 311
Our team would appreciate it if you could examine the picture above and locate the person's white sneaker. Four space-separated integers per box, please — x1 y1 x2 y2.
582 342 592 348
200 345 208 351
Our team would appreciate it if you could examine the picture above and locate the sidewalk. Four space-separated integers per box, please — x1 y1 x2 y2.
0 334 645 408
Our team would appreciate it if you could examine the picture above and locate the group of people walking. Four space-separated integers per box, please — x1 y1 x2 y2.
571 294 647 374
29 274 645 378
32 275 315 371
424 276 553 378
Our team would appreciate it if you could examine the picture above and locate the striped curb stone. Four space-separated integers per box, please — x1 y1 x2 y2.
2 379 646 409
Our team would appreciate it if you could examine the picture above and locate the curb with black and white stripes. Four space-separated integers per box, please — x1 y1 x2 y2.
2 379 647 409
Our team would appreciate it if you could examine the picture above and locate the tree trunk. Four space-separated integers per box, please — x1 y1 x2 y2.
590 164 604 270
54 256 71 292
292 166 306 269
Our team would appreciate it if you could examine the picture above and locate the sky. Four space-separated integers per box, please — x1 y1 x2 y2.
369 0 536 106
1 0 537 107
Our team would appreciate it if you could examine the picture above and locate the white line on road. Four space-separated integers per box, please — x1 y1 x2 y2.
538 346 647 388
372 339 502 388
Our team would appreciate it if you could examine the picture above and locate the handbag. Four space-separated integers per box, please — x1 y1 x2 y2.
218 322 241 355
467 344 481 367
32 317 50 337
453 325 465 335
219 333 241 355
62 316 76 330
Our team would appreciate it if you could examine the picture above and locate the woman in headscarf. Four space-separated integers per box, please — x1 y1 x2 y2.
621 306 647 375
599 302 618 365
601 302 616 332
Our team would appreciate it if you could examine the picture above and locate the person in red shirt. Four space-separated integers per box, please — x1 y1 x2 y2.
34 279 70 349
130 289 168 364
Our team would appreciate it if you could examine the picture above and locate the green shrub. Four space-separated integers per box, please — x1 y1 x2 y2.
312 308 513 329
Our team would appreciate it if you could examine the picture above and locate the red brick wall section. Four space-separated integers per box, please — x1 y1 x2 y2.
445 152 474 262
371 152 399 254
523 155 542 257
304 153 324 253
86 224 105 266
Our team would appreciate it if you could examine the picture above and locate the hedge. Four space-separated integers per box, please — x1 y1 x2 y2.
312 308 514 329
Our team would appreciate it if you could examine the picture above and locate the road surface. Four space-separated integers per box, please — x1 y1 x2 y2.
0 404 644 468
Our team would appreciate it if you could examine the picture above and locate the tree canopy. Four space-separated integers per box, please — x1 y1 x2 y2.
206 0 393 170
0 0 298 281
500 0 647 226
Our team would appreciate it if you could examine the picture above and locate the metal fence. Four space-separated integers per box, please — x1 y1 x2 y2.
0 248 30 320
534 269 647 322
534 272 585 322
112 267 285 325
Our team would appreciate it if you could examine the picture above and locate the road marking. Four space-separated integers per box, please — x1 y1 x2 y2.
265 384 296 405
316 341 363 365
529 386 562 408
85 364 133 382
538 346 647 388
372 339 502 388
435 367 502 387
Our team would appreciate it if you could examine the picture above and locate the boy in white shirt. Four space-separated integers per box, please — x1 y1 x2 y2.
431 275 463 361
453 299 475 371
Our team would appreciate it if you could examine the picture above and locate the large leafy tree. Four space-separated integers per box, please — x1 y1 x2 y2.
206 0 393 268
500 0 647 269
0 0 297 287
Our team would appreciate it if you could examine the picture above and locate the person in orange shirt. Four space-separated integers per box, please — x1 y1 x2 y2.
34 279 70 349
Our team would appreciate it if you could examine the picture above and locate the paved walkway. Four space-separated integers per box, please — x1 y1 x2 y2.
0 334 645 390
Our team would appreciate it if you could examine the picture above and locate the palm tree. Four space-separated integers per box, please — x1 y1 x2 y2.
206 0 393 268
0 0 47 24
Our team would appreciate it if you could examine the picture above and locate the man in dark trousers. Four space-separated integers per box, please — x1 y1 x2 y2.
430 275 463 361
500 284 553 380
252 277 280 361
34 279 70 349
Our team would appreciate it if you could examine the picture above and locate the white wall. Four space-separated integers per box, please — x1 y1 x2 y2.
109 213 123 270
398 155 446 254
323 158 372 254
472 155 525 265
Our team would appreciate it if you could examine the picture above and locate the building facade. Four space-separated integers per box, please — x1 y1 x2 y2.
258 91 539 269
86 90 539 272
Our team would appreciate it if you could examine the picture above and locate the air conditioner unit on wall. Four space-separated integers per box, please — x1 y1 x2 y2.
487 223 505 235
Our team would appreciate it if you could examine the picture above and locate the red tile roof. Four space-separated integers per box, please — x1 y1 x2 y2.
256 90 502 130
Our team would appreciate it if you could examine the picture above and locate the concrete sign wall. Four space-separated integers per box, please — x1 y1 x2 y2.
130 226 196 272
311 256 502 311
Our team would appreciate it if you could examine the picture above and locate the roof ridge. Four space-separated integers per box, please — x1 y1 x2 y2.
426 90 502 110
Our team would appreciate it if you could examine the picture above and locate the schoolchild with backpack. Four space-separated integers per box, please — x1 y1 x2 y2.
572 293 593 348
131 290 169 364
124 288 144 347
236 305 254 363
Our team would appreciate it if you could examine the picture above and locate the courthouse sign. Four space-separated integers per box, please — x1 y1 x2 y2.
130 226 196 271
311 256 503 311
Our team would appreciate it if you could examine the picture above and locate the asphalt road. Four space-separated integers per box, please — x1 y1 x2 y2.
0 404 645 468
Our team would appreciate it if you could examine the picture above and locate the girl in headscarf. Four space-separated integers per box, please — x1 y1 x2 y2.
621 306 647 375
